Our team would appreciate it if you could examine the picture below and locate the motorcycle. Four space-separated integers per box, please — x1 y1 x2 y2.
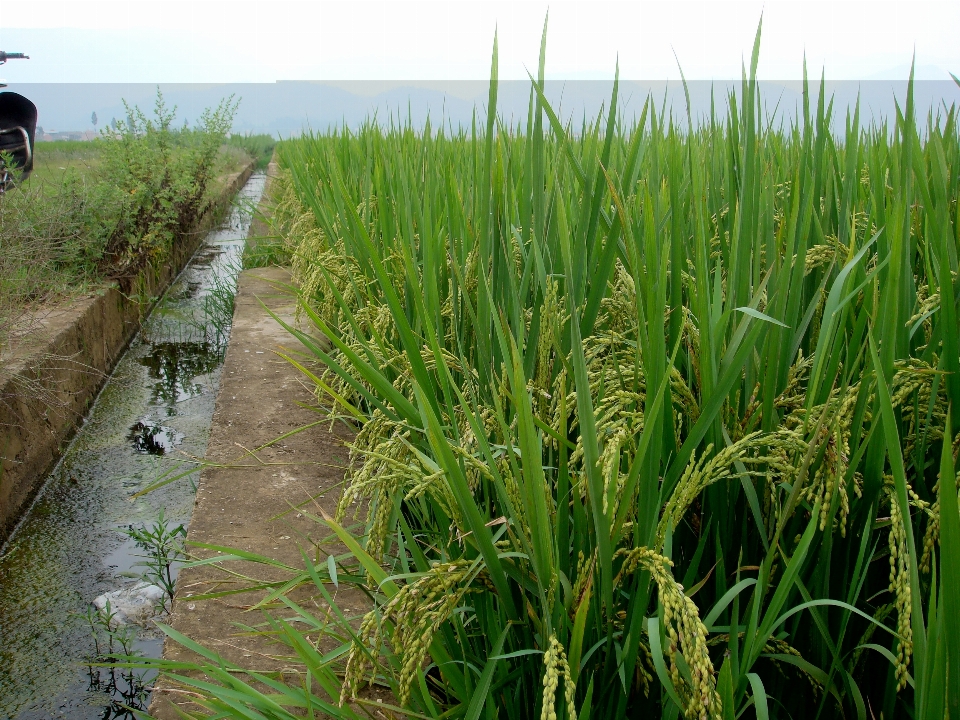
0 51 36 189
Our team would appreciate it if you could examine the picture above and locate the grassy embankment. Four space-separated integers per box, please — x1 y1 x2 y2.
144 27 960 720
0 99 261 350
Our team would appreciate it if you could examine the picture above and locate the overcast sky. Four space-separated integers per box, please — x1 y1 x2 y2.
0 0 956 85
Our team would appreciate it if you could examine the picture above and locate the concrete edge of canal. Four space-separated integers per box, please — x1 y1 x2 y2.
0 160 256 543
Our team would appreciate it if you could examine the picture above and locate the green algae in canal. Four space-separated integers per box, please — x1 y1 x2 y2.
140 341 226 409
0 173 266 719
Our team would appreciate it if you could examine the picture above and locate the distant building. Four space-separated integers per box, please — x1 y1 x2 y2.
36 129 98 141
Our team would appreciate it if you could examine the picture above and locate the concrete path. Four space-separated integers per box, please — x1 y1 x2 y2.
149 267 368 718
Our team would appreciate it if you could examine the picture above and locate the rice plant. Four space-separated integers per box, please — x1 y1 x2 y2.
147 22 960 719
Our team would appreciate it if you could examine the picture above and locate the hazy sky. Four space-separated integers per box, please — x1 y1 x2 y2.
0 0 957 84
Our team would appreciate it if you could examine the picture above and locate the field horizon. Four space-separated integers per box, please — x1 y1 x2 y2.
16 78 960 138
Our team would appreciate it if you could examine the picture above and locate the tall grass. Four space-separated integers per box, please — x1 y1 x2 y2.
147 23 960 719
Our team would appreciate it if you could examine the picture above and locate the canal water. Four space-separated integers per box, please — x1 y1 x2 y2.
0 173 266 719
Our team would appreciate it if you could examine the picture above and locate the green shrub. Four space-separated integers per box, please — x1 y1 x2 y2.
226 132 275 170
98 92 236 274
0 92 236 347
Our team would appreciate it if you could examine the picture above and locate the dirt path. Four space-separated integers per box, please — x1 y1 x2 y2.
148 266 370 718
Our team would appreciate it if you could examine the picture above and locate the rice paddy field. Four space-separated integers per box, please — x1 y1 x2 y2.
148 30 960 719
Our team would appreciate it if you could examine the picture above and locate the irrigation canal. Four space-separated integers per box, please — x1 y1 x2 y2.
0 173 267 719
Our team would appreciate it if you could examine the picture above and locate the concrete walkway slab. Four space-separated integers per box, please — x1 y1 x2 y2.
149 267 369 718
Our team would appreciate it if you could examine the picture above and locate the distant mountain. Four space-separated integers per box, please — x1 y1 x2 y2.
14 79 960 138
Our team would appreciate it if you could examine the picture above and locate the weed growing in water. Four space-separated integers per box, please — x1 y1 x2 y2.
121 510 186 611
241 174 290 269
81 602 150 718
199 267 239 347
242 231 290 268
83 600 138 658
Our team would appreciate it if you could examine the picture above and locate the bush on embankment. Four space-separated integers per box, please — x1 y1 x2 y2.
0 92 236 347
140 27 960 720
226 132 276 171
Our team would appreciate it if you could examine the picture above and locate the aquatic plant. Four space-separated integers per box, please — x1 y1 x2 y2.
122 510 186 611
82 602 151 718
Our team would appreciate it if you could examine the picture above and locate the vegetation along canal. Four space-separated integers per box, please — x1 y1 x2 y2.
0 172 266 719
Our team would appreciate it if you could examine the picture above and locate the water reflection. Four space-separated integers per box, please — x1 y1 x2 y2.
127 420 184 455
138 341 223 408
85 664 150 720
